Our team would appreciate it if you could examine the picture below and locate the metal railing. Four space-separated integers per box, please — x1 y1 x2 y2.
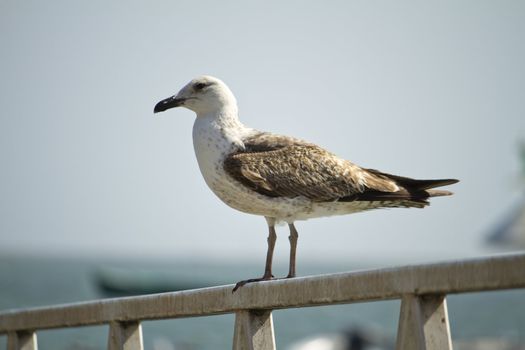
1 253 524 350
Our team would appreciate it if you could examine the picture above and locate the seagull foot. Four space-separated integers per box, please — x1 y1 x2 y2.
232 275 274 293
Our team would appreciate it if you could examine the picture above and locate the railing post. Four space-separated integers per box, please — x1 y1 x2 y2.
232 310 276 350
396 294 453 350
7 331 37 350
107 321 143 350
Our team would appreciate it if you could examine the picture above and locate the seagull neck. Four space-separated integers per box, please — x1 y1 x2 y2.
197 107 245 131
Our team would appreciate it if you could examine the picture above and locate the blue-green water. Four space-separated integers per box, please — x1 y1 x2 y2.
0 255 524 349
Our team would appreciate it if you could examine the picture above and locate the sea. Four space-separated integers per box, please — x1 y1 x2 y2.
0 254 524 350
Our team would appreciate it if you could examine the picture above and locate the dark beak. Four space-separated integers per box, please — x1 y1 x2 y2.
154 96 185 113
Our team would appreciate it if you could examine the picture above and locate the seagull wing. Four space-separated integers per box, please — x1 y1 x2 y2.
224 132 459 204
224 133 397 202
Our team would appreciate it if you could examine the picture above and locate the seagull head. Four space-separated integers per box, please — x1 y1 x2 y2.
154 76 238 116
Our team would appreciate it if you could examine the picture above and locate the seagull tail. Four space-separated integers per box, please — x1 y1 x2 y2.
390 176 459 199
346 170 459 206
426 189 455 197
367 171 459 191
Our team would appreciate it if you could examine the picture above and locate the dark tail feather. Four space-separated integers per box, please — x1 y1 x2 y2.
366 169 459 190
399 178 458 190
341 169 459 204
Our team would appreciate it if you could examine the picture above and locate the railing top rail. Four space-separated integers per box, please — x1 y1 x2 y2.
1 253 524 334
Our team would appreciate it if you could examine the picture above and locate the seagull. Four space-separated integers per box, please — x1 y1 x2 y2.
154 76 458 291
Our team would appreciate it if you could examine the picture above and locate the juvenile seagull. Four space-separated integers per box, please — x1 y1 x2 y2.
154 76 458 291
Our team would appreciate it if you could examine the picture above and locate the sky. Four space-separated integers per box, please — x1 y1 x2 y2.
0 1 524 265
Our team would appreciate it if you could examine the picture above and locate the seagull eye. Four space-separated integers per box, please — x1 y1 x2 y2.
194 82 207 91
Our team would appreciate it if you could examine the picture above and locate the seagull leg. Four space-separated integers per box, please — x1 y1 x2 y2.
287 223 299 278
263 225 277 279
233 223 276 292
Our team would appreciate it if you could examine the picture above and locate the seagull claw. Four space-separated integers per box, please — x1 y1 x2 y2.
232 275 274 293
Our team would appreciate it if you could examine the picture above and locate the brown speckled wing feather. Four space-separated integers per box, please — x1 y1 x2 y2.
224 132 402 202
224 132 459 205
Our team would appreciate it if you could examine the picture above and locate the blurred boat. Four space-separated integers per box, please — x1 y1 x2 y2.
93 266 212 296
487 198 525 248
486 143 525 248
286 327 525 350
455 338 525 350
286 326 393 350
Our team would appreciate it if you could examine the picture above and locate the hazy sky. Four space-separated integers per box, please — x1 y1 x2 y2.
1 1 524 265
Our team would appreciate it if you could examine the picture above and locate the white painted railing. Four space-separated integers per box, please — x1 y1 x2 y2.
1 253 524 350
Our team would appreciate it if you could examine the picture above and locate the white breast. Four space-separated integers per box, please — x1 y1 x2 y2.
192 115 243 190
191 116 313 221
191 115 372 223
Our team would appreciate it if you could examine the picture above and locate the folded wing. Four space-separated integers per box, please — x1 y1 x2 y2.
223 132 458 207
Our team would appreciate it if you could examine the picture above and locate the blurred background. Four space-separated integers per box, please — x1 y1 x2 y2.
1 1 524 349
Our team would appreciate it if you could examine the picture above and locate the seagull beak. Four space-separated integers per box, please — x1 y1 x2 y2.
154 95 185 113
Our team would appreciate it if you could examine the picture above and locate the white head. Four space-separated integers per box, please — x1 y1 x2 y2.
154 76 238 116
